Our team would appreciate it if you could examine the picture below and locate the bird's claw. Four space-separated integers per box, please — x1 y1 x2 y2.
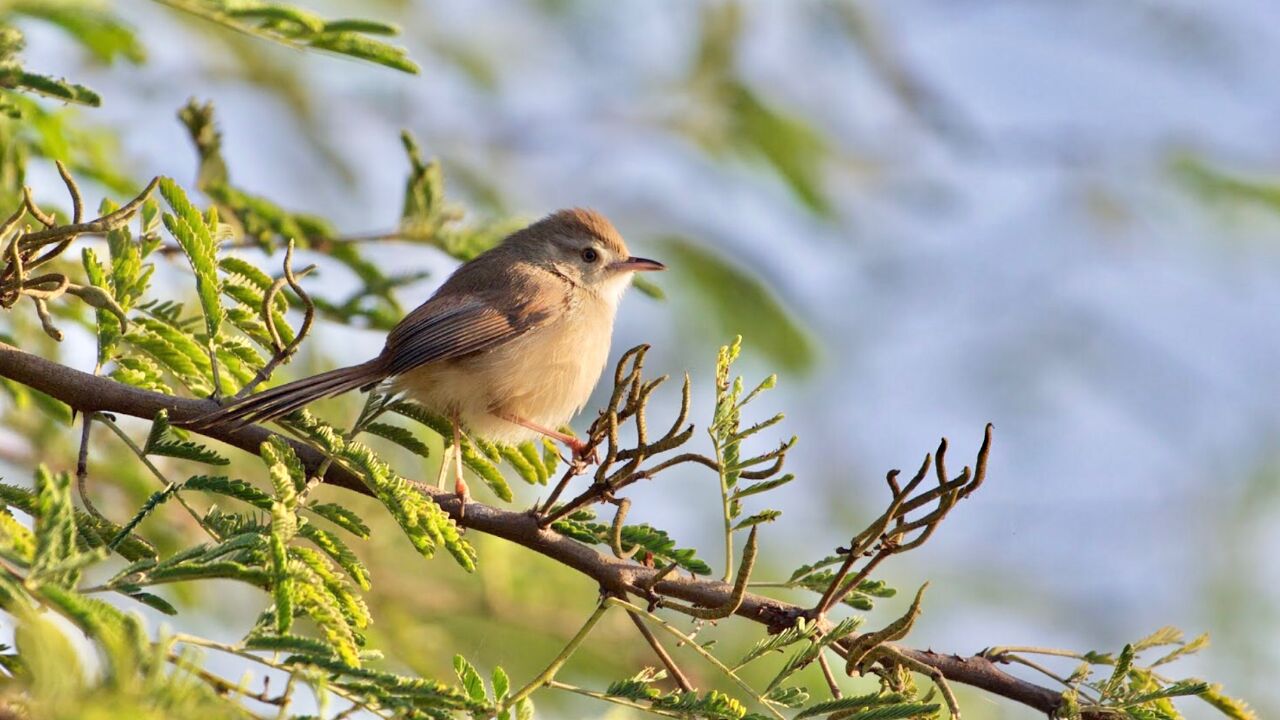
569 439 598 468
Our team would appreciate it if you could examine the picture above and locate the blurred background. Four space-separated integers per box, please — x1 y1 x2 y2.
5 1 1279 718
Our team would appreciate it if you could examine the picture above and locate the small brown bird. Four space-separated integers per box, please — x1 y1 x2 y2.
192 209 664 505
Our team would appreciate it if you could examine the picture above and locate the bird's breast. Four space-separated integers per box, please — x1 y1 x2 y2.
394 294 617 443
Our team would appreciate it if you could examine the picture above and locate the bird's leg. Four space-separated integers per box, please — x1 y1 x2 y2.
451 410 470 516
497 412 596 465
436 444 454 489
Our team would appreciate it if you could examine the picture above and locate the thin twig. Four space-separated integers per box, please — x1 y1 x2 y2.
75 414 107 523
817 651 843 699
504 600 611 709
627 610 695 693
607 596 787 720
236 240 317 398
95 413 217 542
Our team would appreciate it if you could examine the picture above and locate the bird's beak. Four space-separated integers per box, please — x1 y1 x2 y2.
612 256 665 272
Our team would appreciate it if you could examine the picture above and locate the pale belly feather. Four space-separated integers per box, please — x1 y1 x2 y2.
392 298 615 443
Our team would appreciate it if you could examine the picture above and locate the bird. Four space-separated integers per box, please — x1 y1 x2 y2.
189 208 664 508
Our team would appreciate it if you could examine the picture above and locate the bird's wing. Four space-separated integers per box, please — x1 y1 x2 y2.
380 288 559 377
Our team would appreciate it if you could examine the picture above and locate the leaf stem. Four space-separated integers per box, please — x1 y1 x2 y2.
97 413 217 542
505 601 611 709
607 597 786 720
170 633 388 718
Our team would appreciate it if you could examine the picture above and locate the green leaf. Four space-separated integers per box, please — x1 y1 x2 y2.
145 411 230 465
663 238 816 374
550 516 712 575
0 507 36 562
453 655 487 703
158 177 223 342
127 591 177 616
37 584 129 640
1152 633 1209 667
788 571 895 610
364 422 431 457
1126 681 1212 706
461 443 512 503
291 552 361 667
731 473 794 500
298 523 370 590
1197 684 1259 720
1133 626 1184 651
269 505 294 634
769 616 864 692
737 618 816 668
0 66 100 105
182 475 272 510
765 686 809 709
291 545 369 629
261 437 304 506
492 665 511 702
305 503 370 539
245 632 340 658
221 273 295 346
110 355 169 394
340 439 476 571
308 32 419 74
541 438 560 477
31 466 78 585
82 247 122 365
0 483 155 562
218 256 276 296
388 400 453 438
1174 154 1280 217
795 693 906 719
1103 644 1137 698
124 324 211 395
146 560 271 587
498 443 541 485
733 509 781 530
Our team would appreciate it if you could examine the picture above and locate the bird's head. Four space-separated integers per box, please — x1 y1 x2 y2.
510 208 664 303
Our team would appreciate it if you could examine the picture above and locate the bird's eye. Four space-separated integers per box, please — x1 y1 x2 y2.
581 248 599 263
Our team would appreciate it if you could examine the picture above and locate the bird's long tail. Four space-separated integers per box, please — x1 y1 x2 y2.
187 359 388 429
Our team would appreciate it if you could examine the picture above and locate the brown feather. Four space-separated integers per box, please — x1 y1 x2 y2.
187 360 387 429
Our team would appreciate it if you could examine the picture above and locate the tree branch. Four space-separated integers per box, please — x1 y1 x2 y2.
0 341 1087 719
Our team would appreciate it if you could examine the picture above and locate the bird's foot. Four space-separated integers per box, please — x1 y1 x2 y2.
568 438 598 468
454 476 470 520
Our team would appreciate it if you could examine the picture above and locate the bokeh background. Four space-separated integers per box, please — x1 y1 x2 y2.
6 1 1280 718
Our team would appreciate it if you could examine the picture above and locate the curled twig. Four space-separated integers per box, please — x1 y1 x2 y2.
0 170 159 336
21 187 55 229
537 351 708 528
837 587 961 720
664 527 757 620
235 239 317 398
14 176 159 251
608 497 640 560
31 296 61 341
810 426 992 619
